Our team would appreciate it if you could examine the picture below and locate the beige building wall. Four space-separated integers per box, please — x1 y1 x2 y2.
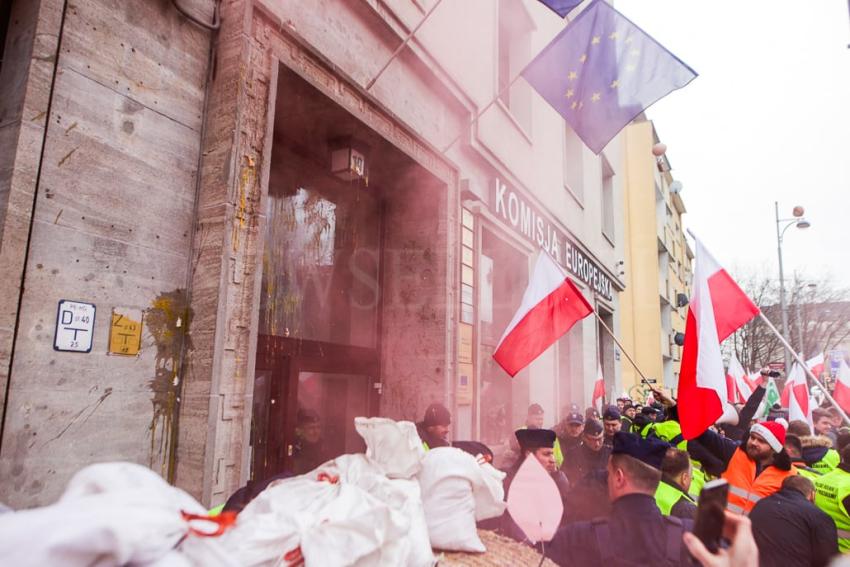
620 119 691 398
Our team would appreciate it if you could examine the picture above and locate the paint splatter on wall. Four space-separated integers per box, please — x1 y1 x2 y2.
146 289 192 481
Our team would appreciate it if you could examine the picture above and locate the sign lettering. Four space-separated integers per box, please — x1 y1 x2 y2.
490 179 614 300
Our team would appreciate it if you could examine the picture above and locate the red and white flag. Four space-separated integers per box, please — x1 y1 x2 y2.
592 363 606 410
678 238 760 439
749 370 765 388
786 362 811 424
833 360 850 413
807 354 825 378
493 252 593 377
727 351 753 403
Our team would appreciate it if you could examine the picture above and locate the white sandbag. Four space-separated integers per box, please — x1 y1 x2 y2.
355 417 426 479
323 455 434 567
223 454 433 567
475 462 507 521
418 447 507 552
0 462 237 567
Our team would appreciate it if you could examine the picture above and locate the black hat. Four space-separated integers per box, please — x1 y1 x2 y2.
612 432 670 470
566 411 584 425
528 403 545 416
603 407 621 421
584 419 603 437
423 403 451 427
641 406 658 416
516 428 556 451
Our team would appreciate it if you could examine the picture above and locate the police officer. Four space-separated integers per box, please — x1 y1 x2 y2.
548 432 693 566
655 448 696 520
561 419 609 484
602 406 623 449
814 443 850 552
553 408 585 466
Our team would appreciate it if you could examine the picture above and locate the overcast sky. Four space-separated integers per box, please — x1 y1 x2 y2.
615 0 850 288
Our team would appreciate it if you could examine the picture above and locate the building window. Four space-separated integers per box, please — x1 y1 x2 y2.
564 126 584 204
601 156 615 244
497 0 533 135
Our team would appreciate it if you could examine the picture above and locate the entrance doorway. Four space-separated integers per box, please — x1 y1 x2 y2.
250 64 452 483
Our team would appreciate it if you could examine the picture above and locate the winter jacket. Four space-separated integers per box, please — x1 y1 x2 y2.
749 486 838 567
801 435 840 474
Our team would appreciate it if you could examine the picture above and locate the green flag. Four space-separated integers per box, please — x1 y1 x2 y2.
762 377 781 418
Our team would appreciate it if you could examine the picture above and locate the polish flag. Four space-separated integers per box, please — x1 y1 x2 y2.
592 363 606 410
786 362 812 424
677 238 760 439
833 360 850 413
727 352 753 402
725 374 737 403
807 354 825 378
749 371 765 388
493 252 593 377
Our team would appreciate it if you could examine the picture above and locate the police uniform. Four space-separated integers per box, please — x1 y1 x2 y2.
548 432 693 567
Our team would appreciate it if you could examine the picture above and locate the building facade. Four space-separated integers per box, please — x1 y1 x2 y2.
619 118 692 398
0 0 626 508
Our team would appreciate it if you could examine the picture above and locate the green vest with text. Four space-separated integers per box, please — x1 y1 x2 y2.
813 449 840 474
815 468 850 552
655 480 695 516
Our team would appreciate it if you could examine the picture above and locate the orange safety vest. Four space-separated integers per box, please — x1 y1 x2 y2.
721 448 797 514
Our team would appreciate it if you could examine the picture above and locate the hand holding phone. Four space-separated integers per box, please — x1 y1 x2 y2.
693 479 729 554
684 506 759 567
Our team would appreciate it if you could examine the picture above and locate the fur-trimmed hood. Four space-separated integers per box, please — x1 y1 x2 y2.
801 435 833 466
800 435 834 449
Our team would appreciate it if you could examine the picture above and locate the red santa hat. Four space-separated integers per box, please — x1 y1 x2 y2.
750 421 786 453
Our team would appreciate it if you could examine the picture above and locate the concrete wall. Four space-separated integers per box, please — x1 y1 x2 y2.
0 0 215 507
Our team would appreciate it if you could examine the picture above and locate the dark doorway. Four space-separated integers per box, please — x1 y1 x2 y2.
250 64 449 483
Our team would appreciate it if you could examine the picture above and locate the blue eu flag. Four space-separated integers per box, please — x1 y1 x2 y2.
522 0 697 154
536 0 583 18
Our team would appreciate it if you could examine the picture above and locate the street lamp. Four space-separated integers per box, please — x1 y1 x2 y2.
775 202 811 374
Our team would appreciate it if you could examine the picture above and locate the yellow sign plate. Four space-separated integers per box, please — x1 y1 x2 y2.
108 309 143 356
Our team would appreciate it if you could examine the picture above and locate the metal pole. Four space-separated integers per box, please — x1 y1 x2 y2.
365 0 445 90
593 310 660 396
775 201 791 375
759 312 850 426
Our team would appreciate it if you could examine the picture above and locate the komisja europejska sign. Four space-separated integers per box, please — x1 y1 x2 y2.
491 178 613 301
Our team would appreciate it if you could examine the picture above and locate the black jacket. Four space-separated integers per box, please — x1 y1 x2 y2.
561 442 611 484
749 487 838 567
549 493 693 567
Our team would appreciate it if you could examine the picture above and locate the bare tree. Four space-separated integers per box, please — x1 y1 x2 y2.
728 270 850 372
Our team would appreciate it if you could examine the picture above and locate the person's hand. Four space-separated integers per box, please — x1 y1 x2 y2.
683 511 758 567
653 388 676 408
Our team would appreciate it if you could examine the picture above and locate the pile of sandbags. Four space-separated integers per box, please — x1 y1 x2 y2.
0 417 509 567
0 462 237 566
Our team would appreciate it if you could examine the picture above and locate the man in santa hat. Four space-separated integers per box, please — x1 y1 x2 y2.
696 419 798 514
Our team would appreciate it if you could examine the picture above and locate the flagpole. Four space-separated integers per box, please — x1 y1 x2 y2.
441 71 526 153
365 0 445 90
758 312 850 426
592 308 661 397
